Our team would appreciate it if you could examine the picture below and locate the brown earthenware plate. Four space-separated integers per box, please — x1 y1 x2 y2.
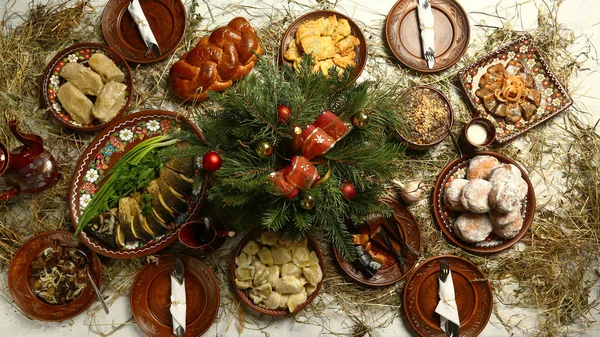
231 230 324 316
8 230 103 322
385 0 470 72
279 10 367 82
69 110 206 259
130 254 219 336
40 43 133 131
432 151 536 254
101 0 186 63
403 255 493 337
333 201 422 286
458 34 573 144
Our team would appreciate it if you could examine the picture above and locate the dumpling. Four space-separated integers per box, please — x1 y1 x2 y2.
242 240 260 255
59 62 104 95
253 265 269 286
235 252 253 268
235 279 252 290
272 247 292 265
303 264 323 286
258 246 274 265
263 291 282 310
305 284 317 296
289 236 308 249
292 246 311 267
92 81 127 123
259 231 280 246
235 266 255 281
281 262 303 278
287 289 308 312
57 82 93 124
88 53 125 83
266 265 280 286
308 251 319 266
249 283 272 304
278 294 289 310
275 275 306 294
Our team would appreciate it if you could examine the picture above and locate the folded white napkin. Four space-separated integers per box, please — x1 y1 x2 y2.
435 268 460 332
169 274 186 335
127 0 160 50
417 0 435 68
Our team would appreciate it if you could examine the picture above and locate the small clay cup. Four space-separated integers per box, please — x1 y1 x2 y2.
178 219 234 250
460 117 496 152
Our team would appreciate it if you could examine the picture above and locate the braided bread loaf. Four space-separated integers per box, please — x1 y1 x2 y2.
169 17 262 101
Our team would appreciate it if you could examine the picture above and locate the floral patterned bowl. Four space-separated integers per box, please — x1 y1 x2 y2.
41 43 133 131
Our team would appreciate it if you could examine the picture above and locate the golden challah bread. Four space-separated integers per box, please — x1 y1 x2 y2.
169 17 262 101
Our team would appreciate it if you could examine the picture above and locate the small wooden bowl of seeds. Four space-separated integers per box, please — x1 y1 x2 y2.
396 86 454 150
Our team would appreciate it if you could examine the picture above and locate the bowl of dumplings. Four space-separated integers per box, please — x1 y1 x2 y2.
41 43 133 131
232 230 324 316
432 152 536 254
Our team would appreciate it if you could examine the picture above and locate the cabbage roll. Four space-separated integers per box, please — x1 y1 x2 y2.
57 82 93 124
59 62 104 96
92 81 127 123
88 53 125 83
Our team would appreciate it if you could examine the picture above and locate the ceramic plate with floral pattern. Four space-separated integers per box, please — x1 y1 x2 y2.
41 43 133 131
458 34 573 144
69 111 206 259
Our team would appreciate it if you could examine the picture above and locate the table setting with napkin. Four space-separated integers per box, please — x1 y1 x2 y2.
170 258 186 337
436 259 460 337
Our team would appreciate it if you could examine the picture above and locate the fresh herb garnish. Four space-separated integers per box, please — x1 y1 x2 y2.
140 193 154 216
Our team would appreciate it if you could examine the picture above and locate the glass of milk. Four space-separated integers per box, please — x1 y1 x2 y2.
462 117 496 148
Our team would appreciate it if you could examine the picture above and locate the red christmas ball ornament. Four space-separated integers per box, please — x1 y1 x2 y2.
340 181 357 200
202 151 222 172
277 105 292 124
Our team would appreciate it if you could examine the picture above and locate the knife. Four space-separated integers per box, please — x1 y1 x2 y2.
417 0 435 69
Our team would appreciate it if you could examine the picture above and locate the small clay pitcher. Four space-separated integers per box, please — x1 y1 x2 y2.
0 120 61 202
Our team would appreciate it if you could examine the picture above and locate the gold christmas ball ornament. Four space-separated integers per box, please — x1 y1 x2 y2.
256 141 274 158
353 113 370 129
300 194 315 209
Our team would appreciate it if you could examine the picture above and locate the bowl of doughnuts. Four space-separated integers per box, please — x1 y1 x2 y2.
232 230 324 316
432 152 535 254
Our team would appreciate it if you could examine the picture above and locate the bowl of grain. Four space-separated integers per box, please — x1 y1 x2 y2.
396 86 453 150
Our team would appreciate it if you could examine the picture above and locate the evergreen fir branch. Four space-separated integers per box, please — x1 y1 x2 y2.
160 144 207 160
262 202 291 230
324 214 356 261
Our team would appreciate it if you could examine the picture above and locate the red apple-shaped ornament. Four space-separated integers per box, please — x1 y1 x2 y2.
340 181 356 200
202 151 222 172
277 105 292 124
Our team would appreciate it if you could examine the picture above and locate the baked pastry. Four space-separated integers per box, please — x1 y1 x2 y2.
454 212 493 243
490 205 521 227
59 62 104 96
460 179 493 213
489 180 521 213
516 177 528 201
169 17 262 102
57 82 93 124
443 178 469 212
493 214 523 239
467 155 500 180
489 164 522 184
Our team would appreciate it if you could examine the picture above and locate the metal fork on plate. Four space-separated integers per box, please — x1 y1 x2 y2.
439 259 460 337
171 258 185 337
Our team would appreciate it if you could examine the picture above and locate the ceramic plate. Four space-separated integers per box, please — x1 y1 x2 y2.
69 110 206 259
333 201 422 286
40 43 133 131
102 0 187 63
130 254 219 336
458 34 573 144
386 0 470 72
231 230 324 316
279 10 367 82
403 255 493 337
432 151 535 254
8 231 103 322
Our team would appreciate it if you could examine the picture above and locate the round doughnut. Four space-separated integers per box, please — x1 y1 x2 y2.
516 177 528 201
490 205 521 227
460 179 493 213
467 155 500 180
493 214 523 239
453 212 493 243
444 178 469 212
489 180 521 213
489 164 522 184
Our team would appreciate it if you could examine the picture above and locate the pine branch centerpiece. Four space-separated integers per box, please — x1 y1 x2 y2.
167 56 409 259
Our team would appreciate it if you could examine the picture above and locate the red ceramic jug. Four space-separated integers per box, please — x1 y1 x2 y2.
0 120 61 202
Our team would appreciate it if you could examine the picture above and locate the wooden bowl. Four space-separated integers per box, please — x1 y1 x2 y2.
40 42 133 131
279 10 367 82
432 151 536 254
231 230 324 316
397 86 454 150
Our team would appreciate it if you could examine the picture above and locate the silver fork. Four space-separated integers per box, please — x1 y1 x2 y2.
439 260 460 337
171 259 185 337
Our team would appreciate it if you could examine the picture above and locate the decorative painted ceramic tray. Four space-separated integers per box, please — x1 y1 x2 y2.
69 111 206 259
458 34 573 144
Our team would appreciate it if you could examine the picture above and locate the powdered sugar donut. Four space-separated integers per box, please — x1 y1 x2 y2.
460 179 493 213
493 214 523 239
489 180 521 213
490 205 521 227
467 155 500 180
516 177 528 201
444 178 469 212
454 212 493 243
489 164 522 184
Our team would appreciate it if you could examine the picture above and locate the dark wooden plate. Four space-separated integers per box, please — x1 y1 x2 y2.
385 0 470 73
432 151 536 254
458 34 574 144
130 254 219 336
69 110 207 259
403 255 493 337
231 230 324 316
333 202 422 286
101 0 187 63
279 10 367 82
8 230 103 322
40 42 133 131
